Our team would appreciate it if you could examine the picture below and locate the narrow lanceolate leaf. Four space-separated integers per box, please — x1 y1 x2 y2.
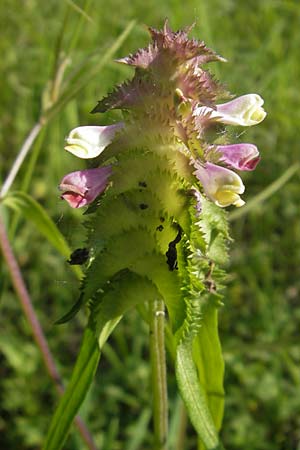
194 302 225 432
2 191 82 279
176 340 224 450
2 191 84 277
43 318 120 450
43 326 100 450
173 198 227 448
3 192 70 256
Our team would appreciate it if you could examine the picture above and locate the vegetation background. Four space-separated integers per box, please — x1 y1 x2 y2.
1 0 299 449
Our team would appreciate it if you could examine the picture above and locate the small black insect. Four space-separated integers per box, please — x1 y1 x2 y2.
138 181 147 188
67 248 89 265
166 227 182 271
156 225 164 232
166 243 178 271
139 203 149 210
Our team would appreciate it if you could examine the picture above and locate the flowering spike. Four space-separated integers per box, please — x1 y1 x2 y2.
59 167 112 208
59 22 267 447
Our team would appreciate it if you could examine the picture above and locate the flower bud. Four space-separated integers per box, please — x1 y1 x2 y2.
64 123 124 159
59 166 112 208
194 162 245 208
216 143 260 171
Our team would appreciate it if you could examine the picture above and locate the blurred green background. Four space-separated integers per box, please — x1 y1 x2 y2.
1 0 299 449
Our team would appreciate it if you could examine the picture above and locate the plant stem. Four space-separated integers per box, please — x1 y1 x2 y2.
0 217 98 450
149 298 168 450
175 400 188 450
0 121 44 198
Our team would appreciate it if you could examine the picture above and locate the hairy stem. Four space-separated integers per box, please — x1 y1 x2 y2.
149 299 168 450
0 217 98 450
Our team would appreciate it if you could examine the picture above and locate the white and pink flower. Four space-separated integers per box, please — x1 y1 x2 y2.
194 94 266 127
64 123 123 159
59 167 112 208
194 162 245 208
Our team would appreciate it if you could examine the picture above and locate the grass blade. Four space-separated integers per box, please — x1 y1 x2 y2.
44 20 135 121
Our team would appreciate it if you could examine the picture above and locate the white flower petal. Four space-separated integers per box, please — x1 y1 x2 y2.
64 123 124 159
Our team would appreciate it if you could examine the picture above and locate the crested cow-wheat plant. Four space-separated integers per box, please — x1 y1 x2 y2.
47 21 266 450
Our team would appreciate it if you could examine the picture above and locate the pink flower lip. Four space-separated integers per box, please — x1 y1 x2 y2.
216 143 260 171
59 166 112 208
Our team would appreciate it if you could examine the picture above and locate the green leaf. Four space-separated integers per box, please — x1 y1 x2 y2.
193 300 225 432
43 319 120 450
2 191 82 279
175 339 225 450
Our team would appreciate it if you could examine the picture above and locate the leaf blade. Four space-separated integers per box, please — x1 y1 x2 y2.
2 191 82 278
43 326 100 450
43 319 120 450
194 303 225 431
175 340 224 450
